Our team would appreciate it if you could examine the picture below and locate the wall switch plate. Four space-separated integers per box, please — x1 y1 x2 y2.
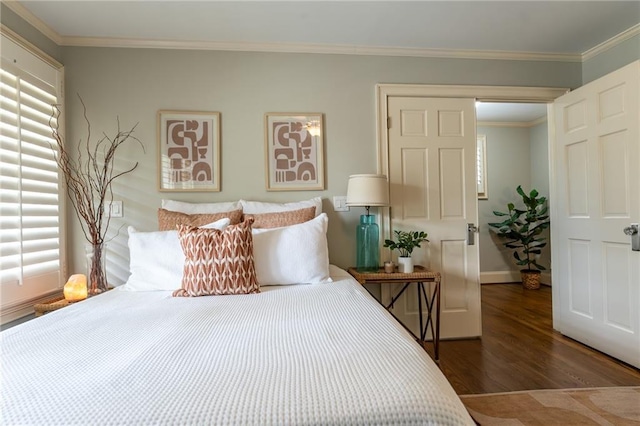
106 201 123 218
333 196 349 212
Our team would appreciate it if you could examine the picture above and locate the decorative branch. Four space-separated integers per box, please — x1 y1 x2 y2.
49 95 145 293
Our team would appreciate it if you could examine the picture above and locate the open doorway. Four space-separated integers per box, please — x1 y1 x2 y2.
475 102 552 286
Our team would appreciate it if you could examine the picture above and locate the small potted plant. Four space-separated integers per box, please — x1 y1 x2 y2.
384 230 429 273
488 186 550 289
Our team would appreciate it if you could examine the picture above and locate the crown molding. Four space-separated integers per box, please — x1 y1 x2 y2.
60 36 582 62
4 1 634 63
477 116 547 128
1 24 63 68
582 23 640 62
2 0 63 45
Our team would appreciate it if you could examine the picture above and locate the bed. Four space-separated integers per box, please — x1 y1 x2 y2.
1 199 474 425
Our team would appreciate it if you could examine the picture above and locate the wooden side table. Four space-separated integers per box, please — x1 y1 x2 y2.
348 266 441 362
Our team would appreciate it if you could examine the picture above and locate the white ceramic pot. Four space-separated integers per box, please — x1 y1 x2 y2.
397 256 414 273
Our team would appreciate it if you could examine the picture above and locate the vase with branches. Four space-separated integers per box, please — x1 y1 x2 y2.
50 96 144 295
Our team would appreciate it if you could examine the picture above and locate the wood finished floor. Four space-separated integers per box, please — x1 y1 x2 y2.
430 283 640 395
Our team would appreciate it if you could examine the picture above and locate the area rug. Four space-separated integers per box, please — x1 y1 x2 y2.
459 387 640 425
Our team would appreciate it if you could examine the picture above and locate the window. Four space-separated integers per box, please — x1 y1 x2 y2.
0 30 64 321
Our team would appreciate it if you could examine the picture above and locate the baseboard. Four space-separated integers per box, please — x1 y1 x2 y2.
481 270 552 286
480 271 520 284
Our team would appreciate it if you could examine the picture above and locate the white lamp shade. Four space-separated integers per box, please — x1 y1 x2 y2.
346 174 389 207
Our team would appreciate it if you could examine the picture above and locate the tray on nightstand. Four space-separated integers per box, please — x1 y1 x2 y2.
34 297 75 317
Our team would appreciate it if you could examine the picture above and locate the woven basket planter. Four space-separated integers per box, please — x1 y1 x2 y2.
521 270 541 290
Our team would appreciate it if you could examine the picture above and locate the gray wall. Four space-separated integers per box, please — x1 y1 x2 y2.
478 126 531 274
582 33 640 84
529 121 551 273
477 121 552 279
61 48 580 285
2 9 589 287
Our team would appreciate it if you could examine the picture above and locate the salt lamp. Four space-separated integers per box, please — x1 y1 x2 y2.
63 274 88 301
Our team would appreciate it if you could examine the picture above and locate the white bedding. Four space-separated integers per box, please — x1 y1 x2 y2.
1 266 473 425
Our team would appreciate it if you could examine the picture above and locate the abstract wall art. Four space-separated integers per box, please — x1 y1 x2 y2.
264 113 325 191
158 110 221 192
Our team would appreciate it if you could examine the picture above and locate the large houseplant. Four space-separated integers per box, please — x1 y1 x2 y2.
384 230 429 273
488 186 550 289
50 97 144 295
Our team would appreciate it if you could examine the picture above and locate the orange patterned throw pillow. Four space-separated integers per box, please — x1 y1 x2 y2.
173 219 259 297
158 208 243 231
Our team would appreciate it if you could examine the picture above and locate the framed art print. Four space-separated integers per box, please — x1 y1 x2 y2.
158 110 220 192
264 113 325 191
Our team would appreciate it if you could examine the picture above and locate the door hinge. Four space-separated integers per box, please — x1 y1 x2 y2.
387 117 391 129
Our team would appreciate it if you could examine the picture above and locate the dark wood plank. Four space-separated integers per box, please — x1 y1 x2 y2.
429 283 640 395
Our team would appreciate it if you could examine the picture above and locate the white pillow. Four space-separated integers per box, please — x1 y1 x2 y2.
252 213 332 285
240 197 322 217
161 199 240 214
123 218 230 291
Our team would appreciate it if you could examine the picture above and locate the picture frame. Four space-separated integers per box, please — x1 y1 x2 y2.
264 113 325 191
158 110 221 192
477 134 488 199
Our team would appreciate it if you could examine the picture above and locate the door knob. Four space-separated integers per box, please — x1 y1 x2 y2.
467 223 479 245
624 224 639 251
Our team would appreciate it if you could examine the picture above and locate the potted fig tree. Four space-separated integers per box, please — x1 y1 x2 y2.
488 186 550 289
384 230 429 273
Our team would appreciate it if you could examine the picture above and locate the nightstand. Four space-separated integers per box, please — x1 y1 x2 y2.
348 266 441 362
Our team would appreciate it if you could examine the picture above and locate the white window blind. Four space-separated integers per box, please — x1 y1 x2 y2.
1 32 64 313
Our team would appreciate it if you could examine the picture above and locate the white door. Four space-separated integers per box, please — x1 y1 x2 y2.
385 96 482 339
552 60 640 368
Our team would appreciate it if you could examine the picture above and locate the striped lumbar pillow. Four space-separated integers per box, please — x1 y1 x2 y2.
173 219 259 297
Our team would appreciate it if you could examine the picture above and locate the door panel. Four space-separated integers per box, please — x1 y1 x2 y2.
553 60 639 368
386 96 481 339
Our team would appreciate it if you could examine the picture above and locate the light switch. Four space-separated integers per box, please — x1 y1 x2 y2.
333 196 349 212
107 201 123 218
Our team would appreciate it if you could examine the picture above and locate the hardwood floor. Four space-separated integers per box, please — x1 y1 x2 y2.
431 283 640 395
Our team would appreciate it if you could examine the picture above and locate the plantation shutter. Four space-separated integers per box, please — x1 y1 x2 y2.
0 31 64 317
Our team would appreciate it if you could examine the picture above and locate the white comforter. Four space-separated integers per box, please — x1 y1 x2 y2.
1 266 473 425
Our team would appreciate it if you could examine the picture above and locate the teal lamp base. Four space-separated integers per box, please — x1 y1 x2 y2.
356 214 380 272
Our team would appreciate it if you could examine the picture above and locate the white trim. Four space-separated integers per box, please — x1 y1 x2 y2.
376 84 568 191
1 0 63 45
477 116 548 128
0 25 62 69
375 84 563 297
582 23 640 62
5 2 636 63
59 36 581 62
480 271 552 285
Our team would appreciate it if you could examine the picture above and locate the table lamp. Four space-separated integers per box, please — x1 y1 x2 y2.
346 174 389 272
